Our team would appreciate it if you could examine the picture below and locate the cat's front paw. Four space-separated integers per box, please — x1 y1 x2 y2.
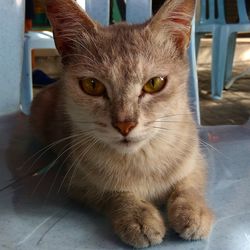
112 202 166 248
168 197 214 240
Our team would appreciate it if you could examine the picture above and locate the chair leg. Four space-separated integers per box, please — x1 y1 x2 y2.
189 20 201 124
224 32 237 84
211 27 230 99
20 39 33 115
195 33 202 60
225 67 250 89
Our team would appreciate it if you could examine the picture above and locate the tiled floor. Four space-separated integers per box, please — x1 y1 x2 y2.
199 64 250 125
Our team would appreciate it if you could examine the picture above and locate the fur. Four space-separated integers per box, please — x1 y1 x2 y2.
30 0 213 248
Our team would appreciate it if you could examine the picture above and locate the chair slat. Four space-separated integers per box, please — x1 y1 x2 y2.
85 0 110 25
217 0 226 23
209 0 215 20
237 0 249 23
126 0 152 24
200 0 207 23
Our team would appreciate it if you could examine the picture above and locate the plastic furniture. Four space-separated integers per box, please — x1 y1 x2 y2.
223 0 250 90
21 31 55 114
196 0 250 99
189 18 201 124
225 67 250 89
196 0 227 99
1 112 250 250
0 0 25 115
215 0 250 94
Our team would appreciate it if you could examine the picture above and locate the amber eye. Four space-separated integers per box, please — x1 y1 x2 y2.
79 78 106 96
143 77 167 94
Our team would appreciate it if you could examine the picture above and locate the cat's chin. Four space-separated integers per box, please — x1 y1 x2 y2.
110 139 146 154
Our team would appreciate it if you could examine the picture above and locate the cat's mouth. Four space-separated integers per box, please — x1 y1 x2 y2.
118 137 143 146
120 138 133 145
111 136 146 153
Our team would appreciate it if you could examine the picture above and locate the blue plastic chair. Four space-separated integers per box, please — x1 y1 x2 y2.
196 0 228 99
21 31 55 115
0 0 25 115
19 0 200 123
196 0 250 99
214 0 250 94
189 18 201 124
223 0 250 90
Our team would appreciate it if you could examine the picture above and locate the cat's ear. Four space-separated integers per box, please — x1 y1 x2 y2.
45 0 98 56
147 0 195 52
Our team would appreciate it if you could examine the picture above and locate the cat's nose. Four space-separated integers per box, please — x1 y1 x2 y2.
113 121 137 136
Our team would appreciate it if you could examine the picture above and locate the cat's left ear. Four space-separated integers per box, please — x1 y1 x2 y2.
147 0 195 53
45 0 99 58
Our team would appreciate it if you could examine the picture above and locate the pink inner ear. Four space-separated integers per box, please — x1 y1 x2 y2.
167 2 194 50
157 16 191 51
169 17 190 27
170 16 191 46
46 0 97 58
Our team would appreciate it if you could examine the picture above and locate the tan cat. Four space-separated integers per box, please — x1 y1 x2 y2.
30 0 214 248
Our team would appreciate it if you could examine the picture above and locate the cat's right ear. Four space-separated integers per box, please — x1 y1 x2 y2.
147 0 195 54
45 0 98 56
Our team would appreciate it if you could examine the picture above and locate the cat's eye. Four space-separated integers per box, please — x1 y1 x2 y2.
143 77 167 94
79 78 106 96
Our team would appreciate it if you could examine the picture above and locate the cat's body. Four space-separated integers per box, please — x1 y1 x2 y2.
30 0 213 248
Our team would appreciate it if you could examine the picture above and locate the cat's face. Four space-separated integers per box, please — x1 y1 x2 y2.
46 0 195 154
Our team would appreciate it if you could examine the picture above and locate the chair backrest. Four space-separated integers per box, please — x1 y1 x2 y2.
85 0 110 25
237 0 249 23
0 0 25 115
197 0 250 25
126 0 152 23
85 0 152 25
198 0 226 24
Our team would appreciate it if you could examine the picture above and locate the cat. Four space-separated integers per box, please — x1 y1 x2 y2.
30 0 214 248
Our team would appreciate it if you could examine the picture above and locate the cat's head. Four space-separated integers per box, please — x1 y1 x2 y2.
46 0 196 154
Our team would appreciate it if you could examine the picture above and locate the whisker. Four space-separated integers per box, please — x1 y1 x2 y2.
150 126 230 160
66 138 99 193
18 132 90 172
58 136 97 193
147 120 197 125
156 113 194 120
18 130 95 178
45 134 94 199
199 138 230 160
31 134 94 197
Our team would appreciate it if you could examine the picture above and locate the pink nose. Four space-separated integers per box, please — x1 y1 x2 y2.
113 121 137 136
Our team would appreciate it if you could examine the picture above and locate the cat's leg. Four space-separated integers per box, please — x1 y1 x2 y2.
167 167 214 240
105 193 166 248
70 187 166 248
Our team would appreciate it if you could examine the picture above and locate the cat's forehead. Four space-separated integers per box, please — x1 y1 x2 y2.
69 22 177 91
86 24 171 81
99 23 150 57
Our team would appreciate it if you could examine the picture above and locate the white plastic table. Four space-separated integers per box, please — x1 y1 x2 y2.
0 113 250 250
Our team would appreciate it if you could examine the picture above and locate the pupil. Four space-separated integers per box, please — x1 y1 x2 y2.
91 79 96 89
150 79 155 88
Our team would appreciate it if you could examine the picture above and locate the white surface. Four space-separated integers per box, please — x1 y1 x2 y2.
0 113 250 249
